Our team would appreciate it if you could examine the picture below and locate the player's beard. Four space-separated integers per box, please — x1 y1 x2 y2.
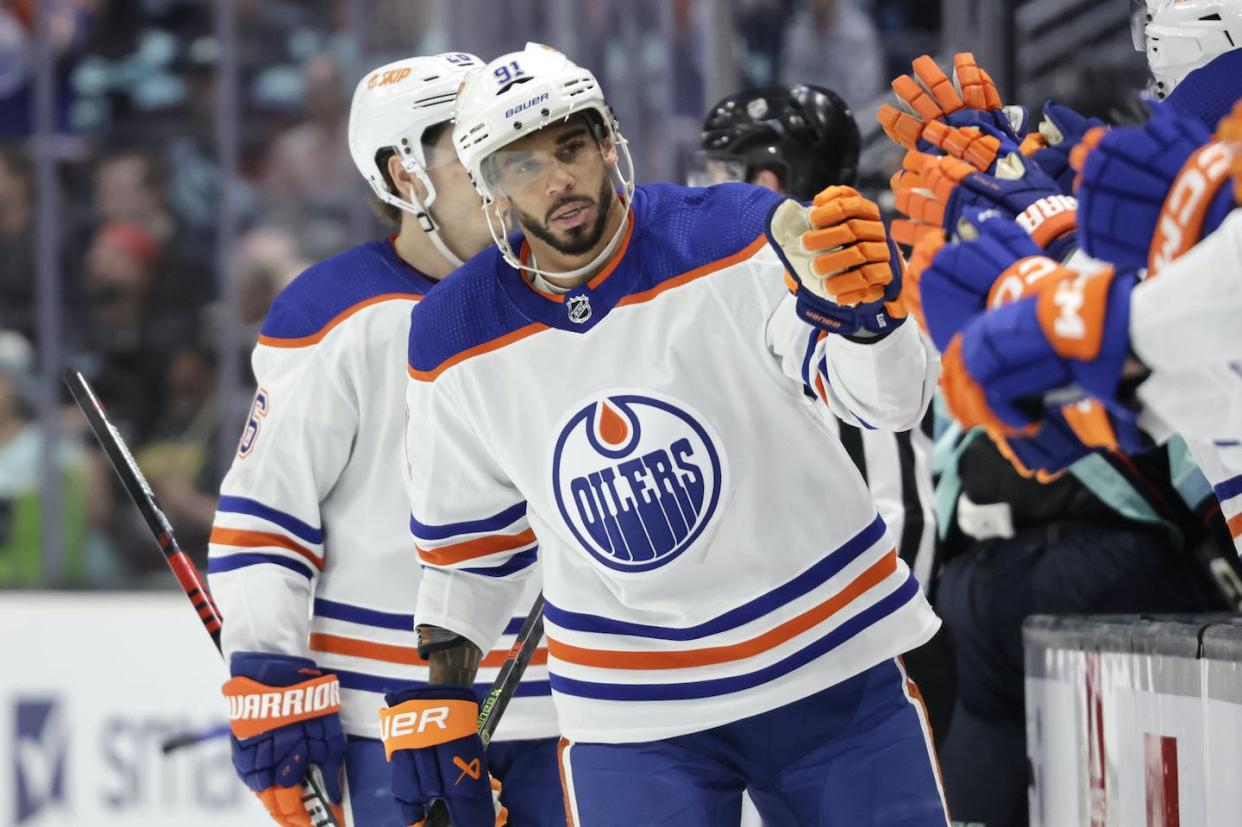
517 175 616 258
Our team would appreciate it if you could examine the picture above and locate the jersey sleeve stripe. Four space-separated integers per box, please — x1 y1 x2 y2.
544 514 886 640
415 528 538 566
332 666 551 698
309 632 548 669
409 502 527 542
207 551 316 579
615 234 767 308
209 527 324 570
311 597 528 637
547 575 920 702
1213 473 1242 502
258 292 423 348
216 496 324 544
407 322 549 382
547 550 896 670
461 547 539 577
312 598 412 630
1228 512 1242 540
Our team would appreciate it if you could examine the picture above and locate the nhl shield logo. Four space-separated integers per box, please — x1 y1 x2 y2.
551 391 727 572
566 294 592 324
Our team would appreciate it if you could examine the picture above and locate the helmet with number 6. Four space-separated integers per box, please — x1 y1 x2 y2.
348 52 484 266
452 43 636 277
1131 0 1242 98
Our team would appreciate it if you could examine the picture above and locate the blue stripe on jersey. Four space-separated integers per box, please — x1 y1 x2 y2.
313 597 527 636
548 575 919 701
544 514 887 640
409 501 527 541
800 329 819 390
334 667 552 698
217 496 324 544
208 552 315 579
818 356 874 430
462 547 538 577
313 598 412 631
1213 473 1242 502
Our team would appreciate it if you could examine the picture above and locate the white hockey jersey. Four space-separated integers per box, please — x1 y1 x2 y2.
206 238 557 741
404 183 941 744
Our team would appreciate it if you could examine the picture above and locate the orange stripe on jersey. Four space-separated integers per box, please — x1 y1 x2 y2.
416 528 538 566
407 322 549 383
308 632 549 668
258 293 422 348
616 233 768 308
547 549 898 670
209 527 324 570
1227 512 1242 539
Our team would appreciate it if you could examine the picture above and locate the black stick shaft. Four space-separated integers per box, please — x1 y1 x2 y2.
63 368 340 827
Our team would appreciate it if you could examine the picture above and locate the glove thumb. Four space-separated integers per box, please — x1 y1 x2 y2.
315 759 345 805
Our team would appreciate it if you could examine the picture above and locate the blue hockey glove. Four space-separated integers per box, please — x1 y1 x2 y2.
1021 100 1107 195
891 123 1079 261
1077 104 1235 272
223 652 346 827
940 265 1139 434
916 208 1047 351
380 685 506 827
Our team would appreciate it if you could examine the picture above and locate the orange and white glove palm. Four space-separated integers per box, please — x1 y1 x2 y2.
767 186 907 337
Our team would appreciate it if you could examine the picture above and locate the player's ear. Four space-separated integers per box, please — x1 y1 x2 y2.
388 154 430 204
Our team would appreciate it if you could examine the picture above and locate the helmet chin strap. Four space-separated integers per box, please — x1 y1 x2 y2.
391 193 465 270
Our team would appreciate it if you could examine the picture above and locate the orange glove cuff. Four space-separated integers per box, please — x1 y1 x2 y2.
379 698 478 760
1149 141 1233 275
223 673 341 741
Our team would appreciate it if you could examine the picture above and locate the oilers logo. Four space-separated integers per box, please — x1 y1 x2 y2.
552 391 726 572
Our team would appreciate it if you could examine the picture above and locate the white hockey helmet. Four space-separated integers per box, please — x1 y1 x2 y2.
348 52 484 266
452 43 635 279
1131 0 1242 98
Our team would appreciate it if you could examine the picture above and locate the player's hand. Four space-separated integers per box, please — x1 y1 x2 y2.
1019 100 1107 194
939 264 1139 434
223 653 346 827
877 52 1025 157
915 208 1047 351
768 186 906 337
891 124 1079 260
1076 104 1235 272
381 685 507 827
988 398 1151 482
1220 99 1242 203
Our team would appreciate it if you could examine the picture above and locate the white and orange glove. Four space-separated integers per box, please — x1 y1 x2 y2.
223 653 347 827
767 186 907 337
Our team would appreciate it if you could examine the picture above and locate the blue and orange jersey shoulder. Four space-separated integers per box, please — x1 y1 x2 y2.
259 238 439 349
406 182 786 381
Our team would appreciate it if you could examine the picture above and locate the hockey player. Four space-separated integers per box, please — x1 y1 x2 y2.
697 84 953 742
206 53 563 827
384 44 948 827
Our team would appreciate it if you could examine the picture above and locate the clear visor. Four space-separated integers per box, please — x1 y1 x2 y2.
1130 0 1149 51
684 153 748 189
483 125 608 199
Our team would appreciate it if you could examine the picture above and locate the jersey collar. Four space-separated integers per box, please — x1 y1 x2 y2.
497 200 641 334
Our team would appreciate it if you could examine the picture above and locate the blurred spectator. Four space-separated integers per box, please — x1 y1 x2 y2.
262 53 354 212
93 148 214 313
72 220 181 444
133 341 223 564
0 144 34 340
0 331 90 586
230 225 308 337
781 0 884 107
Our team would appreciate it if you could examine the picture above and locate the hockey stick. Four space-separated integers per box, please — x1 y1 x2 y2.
426 593 546 827
63 368 342 827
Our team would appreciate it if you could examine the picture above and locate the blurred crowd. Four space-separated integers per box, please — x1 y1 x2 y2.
0 0 938 588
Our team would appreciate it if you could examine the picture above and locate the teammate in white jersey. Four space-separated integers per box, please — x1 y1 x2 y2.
206 53 562 827
383 44 949 827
